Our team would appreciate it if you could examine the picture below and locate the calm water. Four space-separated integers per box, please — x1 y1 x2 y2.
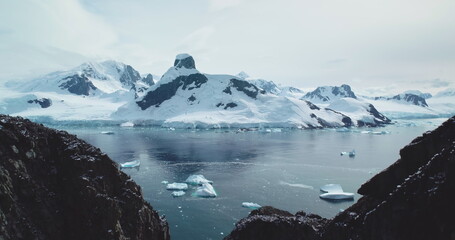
51 118 446 240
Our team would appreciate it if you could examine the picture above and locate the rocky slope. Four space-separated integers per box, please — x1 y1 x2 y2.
225 115 455 240
0 115 170 240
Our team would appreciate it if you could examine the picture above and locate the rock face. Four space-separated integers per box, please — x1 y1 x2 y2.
374 93 429 107
0 115 170 240
302 84 357 103
225 115 455 240
27 98 52 108
225 207 328 240
174 54 196 69
59 74 97 96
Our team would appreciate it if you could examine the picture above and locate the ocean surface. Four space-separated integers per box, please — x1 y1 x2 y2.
50 118 447 240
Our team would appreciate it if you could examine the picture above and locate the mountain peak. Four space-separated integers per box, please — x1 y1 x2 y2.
174 53 196 69
236 71 250 79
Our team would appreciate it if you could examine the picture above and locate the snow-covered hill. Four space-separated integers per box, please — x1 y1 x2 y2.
15 60 155 98
371 93 428 107
0 60 156 120
112 54 390 128
301 84 357 103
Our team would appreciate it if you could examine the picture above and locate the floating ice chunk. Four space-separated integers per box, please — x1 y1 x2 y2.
120 121 134 127
171 191 186 197
166 183 188 191
271 128 282 133
100 131 115 135
193 183 217 198
169 127 175 131
319 192 354 200
340 150 355 157
320 184 343 193
185 174 213 185
161 180 169 185
120 160 140 168
279 181 313 189
242 202 261 209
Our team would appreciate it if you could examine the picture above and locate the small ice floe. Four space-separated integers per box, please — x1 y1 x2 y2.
319 192 354 200
161 180 169 185
120 121 134 127
166 183 188 191
169 127 176 131
100 131 115 135
120 160 140 168
319 184 354 200
193 182 217 198
320 184 343 193
171 191 186 197
185 174 213 185
340 150 355 157
242 202 261 209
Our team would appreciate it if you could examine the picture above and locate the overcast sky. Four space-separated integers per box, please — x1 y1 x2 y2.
1 0 454 94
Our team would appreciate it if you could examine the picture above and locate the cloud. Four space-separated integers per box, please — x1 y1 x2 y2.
176 26 216 56
207 0 242 11
429 79 450 88
0 0 118 80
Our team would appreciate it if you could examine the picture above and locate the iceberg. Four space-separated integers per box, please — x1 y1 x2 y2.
166 183 188 191
171 191 186 197
320 184 344 193
120 160 140 168
161 180 169 185
242 202 261 209
100 131 115 135
319 192 354 200
120 121 134 127
319 184 354 200
193 183 217 198
340 150 355 157
185 174 213 185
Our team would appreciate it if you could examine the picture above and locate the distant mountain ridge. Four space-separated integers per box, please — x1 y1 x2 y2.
113 54 391 128
301 84 357 103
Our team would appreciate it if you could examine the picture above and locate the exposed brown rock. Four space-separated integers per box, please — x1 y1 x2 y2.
0 115 170 240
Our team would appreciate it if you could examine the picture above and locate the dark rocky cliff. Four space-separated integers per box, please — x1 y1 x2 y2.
0 115 170 240
225 116 455 240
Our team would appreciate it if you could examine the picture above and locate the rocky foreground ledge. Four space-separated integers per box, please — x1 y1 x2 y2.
0 115 170 240
225 116 455 240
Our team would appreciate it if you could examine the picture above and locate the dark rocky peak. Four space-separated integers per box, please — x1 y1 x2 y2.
119 65 142 86
59 74 97 96
0 115 170 240
225 115 455 240
174 53 196 69
27 98 52 108
141 74 155 86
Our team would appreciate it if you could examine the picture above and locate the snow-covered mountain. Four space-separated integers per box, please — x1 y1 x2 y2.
16 60 155 98
371 93 428 107
113 54 390 128
0 60 157 120
301 84 357 103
